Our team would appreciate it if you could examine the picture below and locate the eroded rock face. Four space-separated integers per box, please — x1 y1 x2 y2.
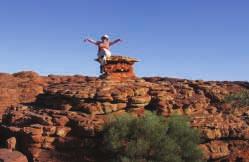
0 71 46 121
0 71 249 161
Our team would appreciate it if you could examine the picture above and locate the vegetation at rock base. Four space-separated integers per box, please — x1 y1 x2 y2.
101 112 203 162
223 90 249 108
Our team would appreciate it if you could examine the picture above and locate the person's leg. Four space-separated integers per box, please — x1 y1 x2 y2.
99 56 105 73
103 55 107 65
104 49 112 57
101 56 107 73
98 50 109 74
100 65 103 73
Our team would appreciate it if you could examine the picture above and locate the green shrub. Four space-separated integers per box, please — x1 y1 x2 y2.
223 90 249 108
101 112 202 162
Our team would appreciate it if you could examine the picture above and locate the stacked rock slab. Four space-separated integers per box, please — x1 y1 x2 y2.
97 55 139 80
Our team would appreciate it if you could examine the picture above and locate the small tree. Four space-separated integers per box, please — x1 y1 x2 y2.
101 112 202 162
223 90 249 108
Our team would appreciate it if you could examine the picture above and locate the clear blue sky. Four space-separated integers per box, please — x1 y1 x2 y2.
1 0 248 81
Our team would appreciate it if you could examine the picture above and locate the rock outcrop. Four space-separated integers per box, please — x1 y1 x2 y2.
0 71 45 121
97 55 139 80
0 148 28 162
0 71 249 162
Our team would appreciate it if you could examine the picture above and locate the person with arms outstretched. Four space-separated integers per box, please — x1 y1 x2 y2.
84 34 122 73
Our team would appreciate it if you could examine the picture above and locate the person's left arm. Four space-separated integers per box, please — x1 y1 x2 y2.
110 39 122 46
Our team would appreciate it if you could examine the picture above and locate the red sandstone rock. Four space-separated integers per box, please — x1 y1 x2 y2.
6 137 16 150
200 141 230 160
56 127 71 137
0 71 46 121
99 55 139 80
0 149 28 162
0 71 249 161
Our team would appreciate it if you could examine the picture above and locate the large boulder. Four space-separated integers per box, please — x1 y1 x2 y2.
0 149 28 162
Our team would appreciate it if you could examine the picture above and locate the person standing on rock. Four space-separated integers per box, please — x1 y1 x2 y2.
84 35 122 73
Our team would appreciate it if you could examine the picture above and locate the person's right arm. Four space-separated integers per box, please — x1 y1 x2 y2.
84 38 98 45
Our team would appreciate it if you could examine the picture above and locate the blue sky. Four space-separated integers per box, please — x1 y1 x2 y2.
0 0 248 81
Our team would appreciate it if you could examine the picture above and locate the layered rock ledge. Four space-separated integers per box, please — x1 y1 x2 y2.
0 71 249 162
97 55 139 80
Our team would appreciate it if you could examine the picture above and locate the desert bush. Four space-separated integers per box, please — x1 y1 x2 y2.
223 90 249 108
101 112 202 162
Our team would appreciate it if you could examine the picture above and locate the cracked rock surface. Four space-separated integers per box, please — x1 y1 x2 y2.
0 71 249 161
